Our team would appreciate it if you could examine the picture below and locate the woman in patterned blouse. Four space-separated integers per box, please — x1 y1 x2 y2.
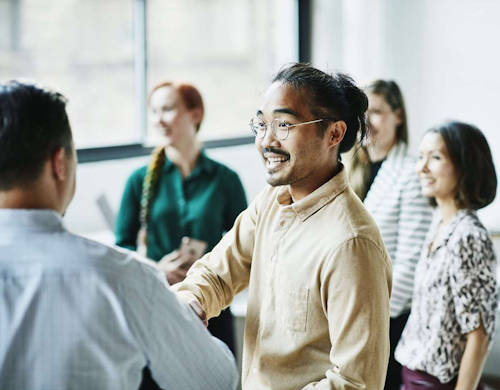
395 121 498 389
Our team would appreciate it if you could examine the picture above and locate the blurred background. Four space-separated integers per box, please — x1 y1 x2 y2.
1 0 499 387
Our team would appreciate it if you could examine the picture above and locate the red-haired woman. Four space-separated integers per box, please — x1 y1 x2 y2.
115 81 247 386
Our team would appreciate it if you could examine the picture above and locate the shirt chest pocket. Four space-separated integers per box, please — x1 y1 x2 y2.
278 287 309 332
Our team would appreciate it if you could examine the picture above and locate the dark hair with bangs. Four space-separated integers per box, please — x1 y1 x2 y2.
272 63 368 157
426 121 497 210
0 80 73 190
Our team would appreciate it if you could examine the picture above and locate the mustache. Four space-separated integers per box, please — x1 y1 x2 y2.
262 147 290 158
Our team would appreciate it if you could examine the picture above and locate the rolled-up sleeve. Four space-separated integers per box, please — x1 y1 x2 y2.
450 233 498 339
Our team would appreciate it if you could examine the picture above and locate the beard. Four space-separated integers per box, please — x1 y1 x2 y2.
265 172 290 187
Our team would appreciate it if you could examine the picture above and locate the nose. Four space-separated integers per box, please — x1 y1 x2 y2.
416 155 429 174
258 124 280 148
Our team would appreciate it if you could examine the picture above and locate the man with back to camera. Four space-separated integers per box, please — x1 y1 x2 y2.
174 63 392 389
0 81 237 390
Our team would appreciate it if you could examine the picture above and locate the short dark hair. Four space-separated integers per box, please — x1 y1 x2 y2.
427 121 497 210
366 79 408 144
0 81 73 190
272 63 368 156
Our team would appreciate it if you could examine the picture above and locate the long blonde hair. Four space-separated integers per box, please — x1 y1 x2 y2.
344 146 371 200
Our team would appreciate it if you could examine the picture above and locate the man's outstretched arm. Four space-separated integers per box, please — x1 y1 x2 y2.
130 262 239 390
173 195 259 320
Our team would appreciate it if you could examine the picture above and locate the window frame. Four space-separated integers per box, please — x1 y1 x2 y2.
77 0 306 163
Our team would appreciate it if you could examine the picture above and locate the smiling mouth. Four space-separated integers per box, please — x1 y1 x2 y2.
420 178 435 186
264 154 290 170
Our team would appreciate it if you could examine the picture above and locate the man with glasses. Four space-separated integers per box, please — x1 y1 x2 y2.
175 63 392 389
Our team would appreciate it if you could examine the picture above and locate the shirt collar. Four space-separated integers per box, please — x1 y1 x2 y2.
162 150 216 176
275 164 349 222
385 141 407 165
428 209 474 253
0 209 64 232
190 150 216 177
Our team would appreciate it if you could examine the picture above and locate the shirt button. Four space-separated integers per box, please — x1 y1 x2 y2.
279 220 285 227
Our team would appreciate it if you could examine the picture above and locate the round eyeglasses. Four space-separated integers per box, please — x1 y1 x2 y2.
249 118 328 140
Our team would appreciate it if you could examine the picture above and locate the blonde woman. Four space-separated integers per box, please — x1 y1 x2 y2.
345 80 433 390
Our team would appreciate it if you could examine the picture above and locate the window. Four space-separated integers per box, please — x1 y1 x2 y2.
147 0 298 142
0 0 136 148
0 0 298 152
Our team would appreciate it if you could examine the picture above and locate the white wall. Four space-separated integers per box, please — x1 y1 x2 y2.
311 1 500 377
64 144 266 237
311 0 500 232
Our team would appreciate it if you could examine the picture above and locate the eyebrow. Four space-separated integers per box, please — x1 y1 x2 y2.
256 108 299 117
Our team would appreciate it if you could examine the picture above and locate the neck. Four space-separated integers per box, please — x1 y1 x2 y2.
367 140 395 162
0 165 65 214
436 196 459 225
165 139 202 178
0 187 60 213
289 161 341 203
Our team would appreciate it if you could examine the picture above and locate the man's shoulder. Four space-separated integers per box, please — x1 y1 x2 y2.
323 188 387 248
56 231 159 281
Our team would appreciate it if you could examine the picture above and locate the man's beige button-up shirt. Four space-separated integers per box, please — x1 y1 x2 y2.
175 167 392 389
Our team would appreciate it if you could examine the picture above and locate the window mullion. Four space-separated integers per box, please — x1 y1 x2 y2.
134 0 148 144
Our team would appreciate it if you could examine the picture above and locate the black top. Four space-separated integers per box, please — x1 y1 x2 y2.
366 159 385 194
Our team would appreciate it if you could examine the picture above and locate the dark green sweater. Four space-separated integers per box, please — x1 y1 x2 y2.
115 152 247 261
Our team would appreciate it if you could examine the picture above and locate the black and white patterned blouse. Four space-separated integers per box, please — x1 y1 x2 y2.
395 209 498 383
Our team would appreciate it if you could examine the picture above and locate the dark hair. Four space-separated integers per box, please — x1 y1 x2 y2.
272 63 368 155
366 79 408 144
0 80 73 190
149 81 204 131
427 121 497 210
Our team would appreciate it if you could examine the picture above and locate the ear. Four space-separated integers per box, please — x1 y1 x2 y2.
326 120 347 149
50 147 68 181
190 107 203 128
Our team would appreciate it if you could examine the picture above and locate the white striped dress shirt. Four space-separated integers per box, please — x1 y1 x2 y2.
0 209 237 390
364 143 433 317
